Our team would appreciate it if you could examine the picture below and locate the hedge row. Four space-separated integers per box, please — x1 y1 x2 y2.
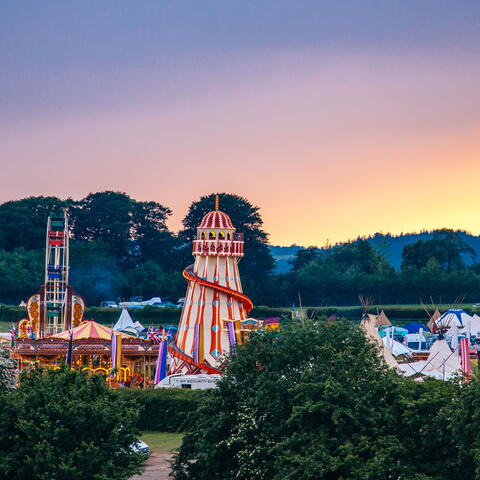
115 388 208 432
0 305 182 326
3 303 480 325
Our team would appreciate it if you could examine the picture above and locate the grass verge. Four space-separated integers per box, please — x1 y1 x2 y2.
139 432 183 454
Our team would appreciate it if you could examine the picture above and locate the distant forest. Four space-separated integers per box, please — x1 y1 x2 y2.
1 192 480 307
271 231 480 272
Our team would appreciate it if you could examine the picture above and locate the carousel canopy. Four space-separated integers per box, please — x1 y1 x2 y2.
50 320 131 341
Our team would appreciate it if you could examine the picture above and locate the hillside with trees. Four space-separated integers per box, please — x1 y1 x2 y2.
1 193 480 307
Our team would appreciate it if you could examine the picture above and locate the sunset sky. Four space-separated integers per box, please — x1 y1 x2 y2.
1 2 480 246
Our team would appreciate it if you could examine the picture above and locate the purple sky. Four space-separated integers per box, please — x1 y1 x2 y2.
1 2 480 245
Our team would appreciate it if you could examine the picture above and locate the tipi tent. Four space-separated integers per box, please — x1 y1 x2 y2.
113 309 138 336
427 308 441 332
421 339 461 380
399 339 461 381
375 310 392 327
360 315 399 369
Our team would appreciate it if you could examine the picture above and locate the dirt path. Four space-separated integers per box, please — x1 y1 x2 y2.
131 453 173 480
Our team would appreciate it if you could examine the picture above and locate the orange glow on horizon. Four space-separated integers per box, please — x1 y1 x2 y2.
1 51 480 247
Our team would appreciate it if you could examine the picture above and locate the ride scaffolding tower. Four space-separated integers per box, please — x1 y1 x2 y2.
43 212 70 335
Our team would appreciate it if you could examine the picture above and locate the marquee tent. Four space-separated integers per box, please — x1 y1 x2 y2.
113 308 139 335
436 309 472 329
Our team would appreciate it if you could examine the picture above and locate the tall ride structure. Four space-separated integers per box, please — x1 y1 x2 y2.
18 211 85 338
169 197 257 375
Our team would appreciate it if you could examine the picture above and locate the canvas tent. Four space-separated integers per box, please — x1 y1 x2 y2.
375 310 392 327
436 309 472 330
469 314 480 337
113 309 139 336
379 326 408 338
360 315 399 369
399 339 461 381
427 308 441 332
405 322 429 334
383 336 412 356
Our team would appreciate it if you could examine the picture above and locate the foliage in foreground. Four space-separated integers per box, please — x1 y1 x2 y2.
0 368 144 480
172 320 478 480
0 343 16 393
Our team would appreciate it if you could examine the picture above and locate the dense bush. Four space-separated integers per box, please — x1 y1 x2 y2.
172 320 476 480
115 388 207 432
0 368 144 480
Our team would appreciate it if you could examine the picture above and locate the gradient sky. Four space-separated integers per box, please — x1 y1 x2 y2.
1 1 480 246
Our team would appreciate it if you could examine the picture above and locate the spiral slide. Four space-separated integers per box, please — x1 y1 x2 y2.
168 265 253 374
182 264 253 314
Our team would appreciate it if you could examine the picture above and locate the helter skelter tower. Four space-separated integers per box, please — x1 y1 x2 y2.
169 197 257 375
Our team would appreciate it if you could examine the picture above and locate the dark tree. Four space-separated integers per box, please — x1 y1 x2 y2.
71 191 177 268
290 246 321 270
0 196 70 251
0 368 144 480
132 201 180 270
179 193 275 304
0 248 44 304
71 191 135 262
401 229 476 272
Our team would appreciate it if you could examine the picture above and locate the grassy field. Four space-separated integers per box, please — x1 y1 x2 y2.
139 432 183 454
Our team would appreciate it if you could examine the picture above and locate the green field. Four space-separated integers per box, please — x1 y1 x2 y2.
139 432 183 454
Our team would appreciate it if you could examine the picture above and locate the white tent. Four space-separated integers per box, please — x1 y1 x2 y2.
400 339 461 381
360 315 400 369
113 308 138 335
382 336 412 356
469 314 480 337
436 309 472 329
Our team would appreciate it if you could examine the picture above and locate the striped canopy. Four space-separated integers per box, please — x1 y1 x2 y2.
51 320 131 341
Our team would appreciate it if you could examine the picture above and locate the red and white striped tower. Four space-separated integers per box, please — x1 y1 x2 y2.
168 196 254 374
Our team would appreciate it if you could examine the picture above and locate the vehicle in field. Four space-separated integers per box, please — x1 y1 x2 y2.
129 439 150 456
100 301 118 308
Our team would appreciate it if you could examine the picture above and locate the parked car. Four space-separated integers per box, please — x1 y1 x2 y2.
129 439 150 457
100 301 118 308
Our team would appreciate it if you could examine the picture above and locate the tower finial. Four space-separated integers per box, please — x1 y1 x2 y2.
215 194 219 211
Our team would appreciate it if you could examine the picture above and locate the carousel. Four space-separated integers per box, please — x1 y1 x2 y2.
12 212 160 386
13 319 160 386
